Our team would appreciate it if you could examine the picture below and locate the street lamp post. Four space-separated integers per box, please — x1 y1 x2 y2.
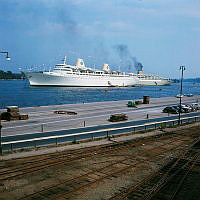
178 66 186 125
0 51 11 60
0 51 11 155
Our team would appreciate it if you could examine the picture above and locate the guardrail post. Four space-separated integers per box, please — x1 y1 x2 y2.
73 135 76 143
83 121 86 127
91 133 94 140
0 122 2 155
107 131 109 138
41 124 44 132
155 124 156 129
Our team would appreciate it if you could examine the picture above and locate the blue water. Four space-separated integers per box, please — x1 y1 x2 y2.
0 80 200 109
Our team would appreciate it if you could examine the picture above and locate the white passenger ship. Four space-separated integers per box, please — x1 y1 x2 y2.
136 70 171 86
23 57 139 87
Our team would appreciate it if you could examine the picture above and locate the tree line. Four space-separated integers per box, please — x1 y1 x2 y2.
0 70 22 79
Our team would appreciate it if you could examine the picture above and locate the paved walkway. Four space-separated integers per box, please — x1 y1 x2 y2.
2 95 200 136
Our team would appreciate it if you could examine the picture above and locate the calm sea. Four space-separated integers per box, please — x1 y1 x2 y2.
0 80 200 109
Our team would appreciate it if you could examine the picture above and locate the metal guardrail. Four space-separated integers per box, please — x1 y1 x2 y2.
2 115 200 151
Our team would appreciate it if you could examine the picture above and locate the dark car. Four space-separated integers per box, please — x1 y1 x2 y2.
172 105 185 113
163 106 179 114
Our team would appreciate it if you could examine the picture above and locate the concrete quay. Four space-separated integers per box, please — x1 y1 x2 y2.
1 95 200 137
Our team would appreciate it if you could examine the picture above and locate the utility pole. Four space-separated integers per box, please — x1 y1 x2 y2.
178 66 185 125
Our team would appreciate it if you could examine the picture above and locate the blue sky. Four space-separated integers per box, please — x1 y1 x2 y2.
0 0 199 78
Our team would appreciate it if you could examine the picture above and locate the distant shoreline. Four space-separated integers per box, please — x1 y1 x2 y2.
0 78 23 80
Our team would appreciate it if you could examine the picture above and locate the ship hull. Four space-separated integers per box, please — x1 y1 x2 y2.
23 72 138 87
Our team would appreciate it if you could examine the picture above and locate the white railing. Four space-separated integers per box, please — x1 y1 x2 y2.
1 115 200 151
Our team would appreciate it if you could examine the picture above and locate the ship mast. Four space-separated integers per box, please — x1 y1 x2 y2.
63 56 67 65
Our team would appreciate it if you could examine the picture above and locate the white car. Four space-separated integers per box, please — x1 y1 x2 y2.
181 104 192 112
176 94 184 98
191 103 200 110
185 94 193 97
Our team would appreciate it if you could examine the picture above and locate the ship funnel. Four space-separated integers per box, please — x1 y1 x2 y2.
102 64 110 72
76 58 86 69
137 70 143 75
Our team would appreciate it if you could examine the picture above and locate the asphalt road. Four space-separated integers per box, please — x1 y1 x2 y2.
1 95 200 137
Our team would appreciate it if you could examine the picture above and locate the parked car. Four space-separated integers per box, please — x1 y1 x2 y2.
185 94 193 97
181 104 193 112
171 105 185 113
185 104 197 111
191 103 200 110
163 106 179 114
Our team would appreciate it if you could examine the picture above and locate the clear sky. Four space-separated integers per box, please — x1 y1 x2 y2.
0 0 199 78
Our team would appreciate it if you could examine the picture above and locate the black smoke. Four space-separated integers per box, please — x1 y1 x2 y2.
131 57 143 71
114 44 143 72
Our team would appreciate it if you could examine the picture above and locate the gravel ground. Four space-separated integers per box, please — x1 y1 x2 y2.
0 123 199 200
